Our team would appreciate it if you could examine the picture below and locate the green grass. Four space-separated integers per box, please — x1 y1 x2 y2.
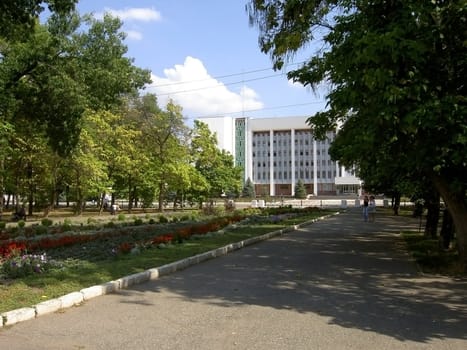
0 211 333 313
402 231 465 276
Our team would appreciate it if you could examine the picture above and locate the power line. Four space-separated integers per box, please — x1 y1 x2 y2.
190 101 325 119
154 72 288 97
150 60 306 89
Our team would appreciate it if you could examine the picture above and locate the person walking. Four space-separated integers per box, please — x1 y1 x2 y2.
363 195 369 222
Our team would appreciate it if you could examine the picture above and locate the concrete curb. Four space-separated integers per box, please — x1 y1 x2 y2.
1 213 336 327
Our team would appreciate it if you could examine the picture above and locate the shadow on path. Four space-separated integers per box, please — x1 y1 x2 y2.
124 209 467 343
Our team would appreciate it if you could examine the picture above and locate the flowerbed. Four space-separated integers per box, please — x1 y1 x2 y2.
1 206 324 280
0 212 247 279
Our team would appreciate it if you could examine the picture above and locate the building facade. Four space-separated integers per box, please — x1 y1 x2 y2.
197 116 361 196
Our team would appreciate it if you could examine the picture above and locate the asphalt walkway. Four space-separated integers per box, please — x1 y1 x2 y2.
1 209 466 349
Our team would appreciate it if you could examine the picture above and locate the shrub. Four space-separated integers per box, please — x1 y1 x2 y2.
61 219 73 232
0 221 6 230
17 220 26 228
134 218 144 226
117 213 126 221
148 218 156 224
41 218 53 227
158 215 169 223
1 251 57 279
104 221 116 228
34 225 48 235
180 215 191 222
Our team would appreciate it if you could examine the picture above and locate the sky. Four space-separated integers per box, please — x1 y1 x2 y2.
74 0 328 123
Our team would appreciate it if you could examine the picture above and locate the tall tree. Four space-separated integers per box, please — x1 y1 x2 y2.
138 98 191 211
247 0 467 264
191 120 242 207
0 12 151 155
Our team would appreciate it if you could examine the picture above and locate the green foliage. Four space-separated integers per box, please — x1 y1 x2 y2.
191 120 243 200
117 213 126 221
402 231 462 275
242 177 256 198
1 251 58 279
0 221 6 230
34 225 48 235
247 0 467 263
158 215 169 224
41 218 53 227
294 179 307 199
17 220 26 228
133 218 144 226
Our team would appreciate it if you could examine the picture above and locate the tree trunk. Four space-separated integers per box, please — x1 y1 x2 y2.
127 177 133 213
392 191 401 215
27 163 34 216
0 157 4 218
158 182 164 212
440 208 455 249
432 175 467 266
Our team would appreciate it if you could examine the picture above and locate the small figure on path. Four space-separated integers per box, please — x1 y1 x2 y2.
363 195 369 222
13 205 26 221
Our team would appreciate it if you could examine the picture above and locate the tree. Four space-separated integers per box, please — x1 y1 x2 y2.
138 98 191 212
294 179 307 199
247 0 467 264
0 0 77 38
0 12 151 155
242 178 256 198
191 120 243 207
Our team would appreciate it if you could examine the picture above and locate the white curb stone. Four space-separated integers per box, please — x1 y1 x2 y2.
117 271 150 289
59 291 84 309
101 281 120 294
80 285 105 300
148 268 159 280
35 298 62 316
2 307 36 326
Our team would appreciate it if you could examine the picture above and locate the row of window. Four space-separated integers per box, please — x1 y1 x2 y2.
254 170 337 181
253 149 330 157
255 159 334 167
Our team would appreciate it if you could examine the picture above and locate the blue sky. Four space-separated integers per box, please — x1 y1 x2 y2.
75 0 328 122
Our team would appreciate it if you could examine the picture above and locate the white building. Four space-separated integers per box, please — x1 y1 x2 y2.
196 115 361 196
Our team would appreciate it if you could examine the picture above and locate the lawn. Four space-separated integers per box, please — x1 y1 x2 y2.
0 207 334 313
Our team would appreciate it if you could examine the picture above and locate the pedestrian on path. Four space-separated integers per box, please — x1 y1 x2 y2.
363 195 369 222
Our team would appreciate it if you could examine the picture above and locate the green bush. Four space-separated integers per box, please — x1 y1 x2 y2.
104 221 116 228
158 215 169 223
134 218 144 226
34 225 48 235
17 220 26 228
180 215 191 222
0 221 6 230
41 218 53 227
117 213 126 221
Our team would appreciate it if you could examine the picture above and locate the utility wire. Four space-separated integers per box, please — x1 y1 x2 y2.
150 60 306 89
154 72 288 97
191 101 325 119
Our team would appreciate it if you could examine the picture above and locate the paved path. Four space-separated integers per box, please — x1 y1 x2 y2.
1 209 466 349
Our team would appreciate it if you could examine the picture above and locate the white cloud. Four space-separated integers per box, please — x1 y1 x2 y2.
103 7 162 22
125 30 143 41
147 56 264 117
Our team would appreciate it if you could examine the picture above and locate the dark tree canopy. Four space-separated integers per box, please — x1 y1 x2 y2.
0 0 77 38
247 0 467 263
